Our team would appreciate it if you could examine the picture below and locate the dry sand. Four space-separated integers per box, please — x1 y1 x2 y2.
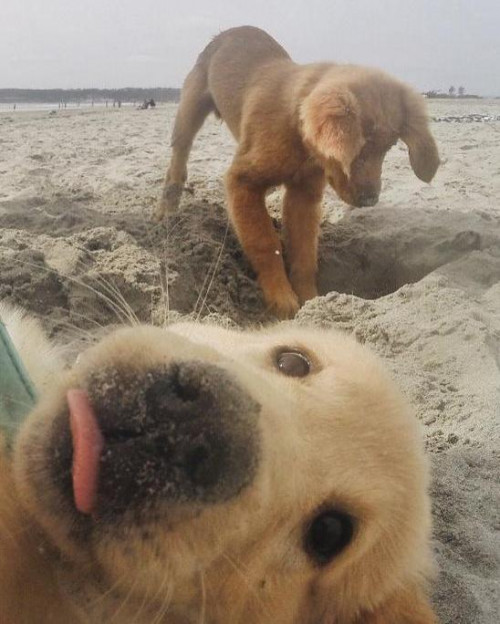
0 98 499 622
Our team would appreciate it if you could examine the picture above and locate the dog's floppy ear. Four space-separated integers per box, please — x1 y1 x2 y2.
400 91 440 183
300 85 365 177
352 585 438 624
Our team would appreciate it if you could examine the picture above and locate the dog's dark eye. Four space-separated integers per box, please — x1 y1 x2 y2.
276 351 310 377
304 510 353 565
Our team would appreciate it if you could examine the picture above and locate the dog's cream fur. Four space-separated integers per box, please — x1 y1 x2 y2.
157 26 440 319
0 304 437 623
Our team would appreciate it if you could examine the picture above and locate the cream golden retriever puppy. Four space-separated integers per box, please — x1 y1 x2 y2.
157 26 440 319
0 303 437 622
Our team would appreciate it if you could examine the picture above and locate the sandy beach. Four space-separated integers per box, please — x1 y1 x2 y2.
0 98 499 622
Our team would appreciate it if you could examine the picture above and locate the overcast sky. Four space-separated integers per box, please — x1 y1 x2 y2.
2 0 499 95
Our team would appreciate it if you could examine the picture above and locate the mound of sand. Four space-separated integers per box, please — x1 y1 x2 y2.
0 100 499 622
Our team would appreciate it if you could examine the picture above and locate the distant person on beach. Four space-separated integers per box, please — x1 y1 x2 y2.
137 99 156 110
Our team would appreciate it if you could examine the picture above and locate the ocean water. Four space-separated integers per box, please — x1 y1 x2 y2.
0 101 137 113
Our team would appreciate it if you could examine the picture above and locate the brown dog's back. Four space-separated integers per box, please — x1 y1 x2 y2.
193 26 292 137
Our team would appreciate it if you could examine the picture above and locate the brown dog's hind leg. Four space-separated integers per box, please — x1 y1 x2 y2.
226 166 299 319
155 65 214 221
282 171 326 304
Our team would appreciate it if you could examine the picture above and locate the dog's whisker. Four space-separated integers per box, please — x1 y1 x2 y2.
46 308 113 335
0 396 37 412
161 213 172 326
89 271 140 327
129 573 156 624
79 276 138 327
7 256 135 327
220 553 271 621
190 222 227 319
44 318 100 345
106 571 143 624
88 568 134 611
63 241 141 326
135 202 180 327
48 316 100 337
157 257 170 328
197 568 207 624
135 204 181 325
149 569 174 624
195 218 230 321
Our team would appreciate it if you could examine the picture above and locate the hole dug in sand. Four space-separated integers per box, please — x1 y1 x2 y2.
158 201 500 312
317 206 493 299
1 200 499 330
150 201 500 315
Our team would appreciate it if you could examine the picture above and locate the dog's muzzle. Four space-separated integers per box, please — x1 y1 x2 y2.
355 192 379 208
52 361 261 518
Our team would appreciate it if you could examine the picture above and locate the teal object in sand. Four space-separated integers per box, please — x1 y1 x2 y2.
0 319 37 449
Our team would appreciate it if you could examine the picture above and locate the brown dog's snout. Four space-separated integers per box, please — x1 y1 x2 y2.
55 361 261 518
355 191 379 207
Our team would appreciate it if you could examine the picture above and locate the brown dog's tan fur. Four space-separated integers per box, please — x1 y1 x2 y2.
158 26 440 318
0 305 437 623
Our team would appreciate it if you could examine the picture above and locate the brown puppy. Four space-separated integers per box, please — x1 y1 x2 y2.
1 304 437 623
157 26 440 319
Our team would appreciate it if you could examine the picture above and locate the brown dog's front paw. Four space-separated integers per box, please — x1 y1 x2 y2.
153 200 167 222
153 184 184 222
267 289 300 320
290 278 318 306
259 269 301 319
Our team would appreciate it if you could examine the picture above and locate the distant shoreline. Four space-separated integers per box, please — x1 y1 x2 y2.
0 102 174 113
0 88 181 104
423 92 483 99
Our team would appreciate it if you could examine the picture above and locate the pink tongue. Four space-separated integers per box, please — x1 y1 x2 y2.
67 389 104 515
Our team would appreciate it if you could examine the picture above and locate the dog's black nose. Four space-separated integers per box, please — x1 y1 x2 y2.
356 192 379 207
55 362 261 517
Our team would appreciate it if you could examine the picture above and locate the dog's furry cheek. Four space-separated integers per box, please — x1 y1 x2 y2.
330 584 437 624
312 587 437 624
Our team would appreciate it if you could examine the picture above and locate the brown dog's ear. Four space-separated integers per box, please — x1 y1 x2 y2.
353 585 438 624
300 85 365 176
400 92 440 183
